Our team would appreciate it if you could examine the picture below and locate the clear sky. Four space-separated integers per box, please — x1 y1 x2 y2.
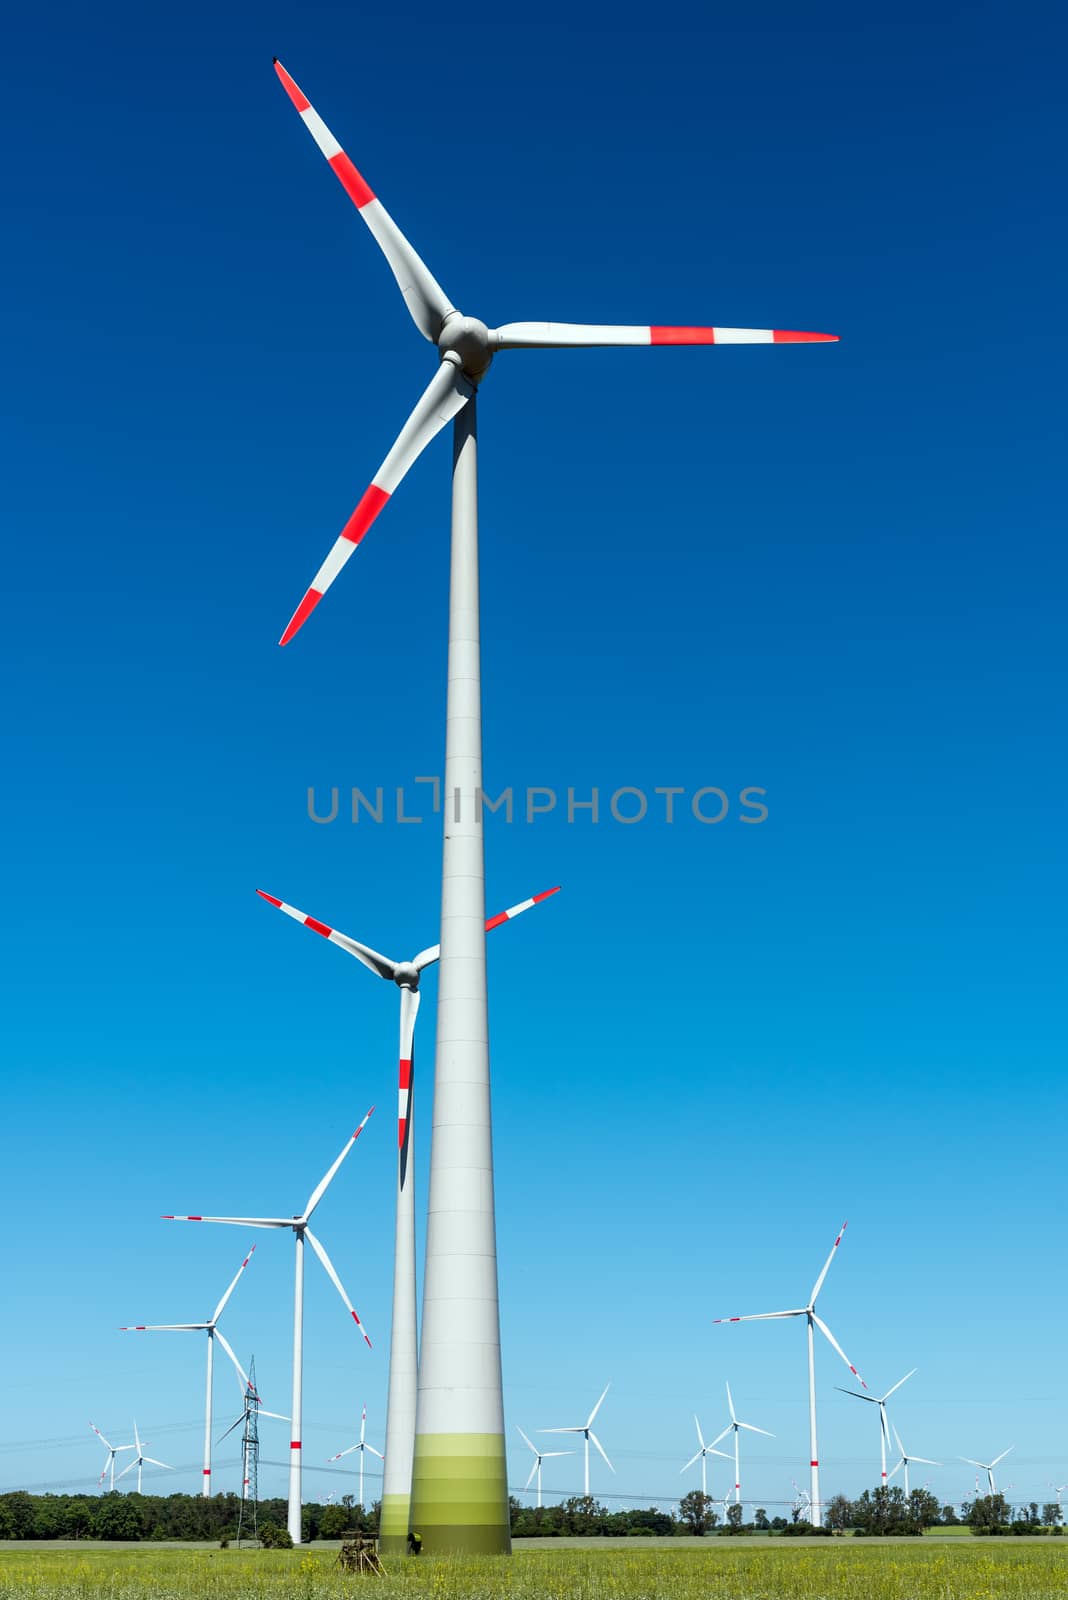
2 0 1065 1515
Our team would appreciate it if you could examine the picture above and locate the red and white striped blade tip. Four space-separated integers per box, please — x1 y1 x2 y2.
650 327 838 345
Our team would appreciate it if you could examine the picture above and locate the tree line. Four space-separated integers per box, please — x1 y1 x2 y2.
1 1486 1062 1542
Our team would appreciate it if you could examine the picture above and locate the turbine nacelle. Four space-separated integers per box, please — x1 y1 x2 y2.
393 961 420 989
439 313 495 380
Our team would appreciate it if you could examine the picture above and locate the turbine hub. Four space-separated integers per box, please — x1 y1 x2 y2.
395 962 419 988
439 313 495 380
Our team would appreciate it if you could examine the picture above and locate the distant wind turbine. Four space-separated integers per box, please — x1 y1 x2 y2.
713 1220 867 1526
680 1415 731 1498
888 1423 940 1498
709 1381 774 1505
89 1423 133 1491
960 1445 1014 1495
328 1406 383 1511
836 1368 916 1484
542 1385 614 1496
516 1427 571 1508
116 1420 172 1494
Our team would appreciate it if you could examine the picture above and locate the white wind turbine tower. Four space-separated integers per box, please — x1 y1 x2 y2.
713 1220 867 1527
270 55 836 1555
516 1427 572 1509
89 1423 133 1491
960 1445 1014 1494
256 882 559 1550
836 1368 916 1485
119 1243 259 1497
116 1421 172 1494
164 1110 375 1544
888 1423 940 1498
542 1385 614 1497
680 1415 731 1498
327 1405 383 1511
709 1381 774 1506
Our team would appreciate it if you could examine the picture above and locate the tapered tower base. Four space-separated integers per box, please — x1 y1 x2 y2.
409 1434 511 1554
378 1495 411 1555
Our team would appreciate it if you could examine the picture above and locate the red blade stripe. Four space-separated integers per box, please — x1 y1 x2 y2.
341 484 391 545
398 1059 412 1090
258 891 283 908
484 910 508 931
273 60 309 112
773 330 838 343
280 588 324 647
328 152 374 210
532 888 560 904
650 326 716 345
304 916 333 939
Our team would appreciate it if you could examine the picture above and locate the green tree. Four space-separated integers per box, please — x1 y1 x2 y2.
852 1486 920 1537
753 1507 770 1531
967 1493 1010 1534
825 1493 853 1532
909 1488 942 1529
318 1504 353 1538
1042 1502 1063 1527
725 1504 744 1533
91 1497 142 1541
940 1503 960 1525
677 1490 715 1536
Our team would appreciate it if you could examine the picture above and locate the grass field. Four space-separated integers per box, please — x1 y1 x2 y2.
1 1540 1066 1599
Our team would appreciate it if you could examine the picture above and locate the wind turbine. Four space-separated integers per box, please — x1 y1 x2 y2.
119 1243 259 1497
256 882 559 1550
116 1421 172 1494
89 1422 133 1491
163 1109 375 1543
836 1368 916 1485
680 1415 730 1497
888 1423 940 1499
713 1220 867 1527
516 1427 571 1509
270 55 837 1556
709 1381 774 1506
327 1405 384 1511
542 1384 614 1497
960 1446 1014 1495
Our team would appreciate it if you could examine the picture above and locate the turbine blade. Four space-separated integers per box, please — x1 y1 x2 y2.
209 1243 257 1325
835 1387 875 1402
524 1460 538 1489
541 1451 572 1458
709 1448 732 1460
303 1106 375 1220
911 1456 941 1466
398 984 420 1153
327 1443 361 1462
304 1226 372 1347
990 1446 1014 1468
278 361 474 646
587 1384 611 1427
726 1381 736 1423
273 60 454 341
161 1215 290 1228
256 890 397 980
90 1423 114 1451
882 1368 917 1402
713 1309 805 1323
887 1460 904 1482
681 1450 702 1472
365 1445 384 1460
494 322 837 348
142 1457 172 1470
540 1426 582 1435
216 1414 246 1446
739 1423 775 1437
892 1424 905 1456
812 1313 868 1389
589 1431 614 1472
484 885 562 933
214 1329 254 1396
708 1425 732 1448
694 1414 705 1450
515 1426 537 1456
116 1458 137 1482
119 1324 207 1332
809 1220 849 1305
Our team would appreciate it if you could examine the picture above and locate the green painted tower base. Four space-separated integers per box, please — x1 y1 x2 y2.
408 1433 511 1554
377 1494 411 1556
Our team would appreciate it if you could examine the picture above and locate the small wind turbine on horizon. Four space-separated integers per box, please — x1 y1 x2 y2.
708 1382 774 1506
516 1427 572 1509
960 1445 1014 1495
713 1220 867 1527
256 883 559 1548
888 1423 940 1498
836 1368 916 1485
119 1243 259 1497
680 1415 731 1498
327 1406 383 1511
89 1423 133 1491
116 1421 172 1494
163 1110 376 1544
542 1385 614 1497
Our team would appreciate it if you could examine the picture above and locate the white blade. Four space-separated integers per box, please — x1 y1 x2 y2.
812 1313 868 1389
990 1446 1015 1468
142 1456 172 1471
809 1220 849 1305
217 1414 247 1446
588 1431 614 1472
524 1459 538 1489
713 1309 805 1323
961 1457 986 1468
89 1423 114 1452
210 1243 258 1325
278 361 474 646
681 1450 703 1472
119 1323 208 1332
836 1387 876 1404
887 1459 904 1482
115 1457 137 1482
302 1106 375 1220
725 1381 736 1422
327 1442 362 1462
214 1329 254 1396
516 1426 538 1456
709 1425 733 1448
694 1415 706 1450
540 1451 572 1458
494 323 837 349
273 60 455 342
709 1447 732 1461
882 1368 917 1402
413 884 561 972
892 1423 905 1456
540 1426 582 1435
304 1226 372 1348
161 1215 291 1228
256 890 397 980
365 1445 383 1460
586 1384 611 1428
910 1455 941 1466
738 1422 775 1438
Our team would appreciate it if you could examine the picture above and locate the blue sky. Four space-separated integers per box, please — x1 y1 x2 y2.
2 0 1065 1513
